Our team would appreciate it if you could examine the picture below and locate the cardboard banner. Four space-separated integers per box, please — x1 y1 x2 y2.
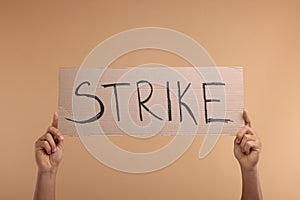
58 67 244 136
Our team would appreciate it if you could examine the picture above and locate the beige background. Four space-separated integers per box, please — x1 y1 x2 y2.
1 0 299 199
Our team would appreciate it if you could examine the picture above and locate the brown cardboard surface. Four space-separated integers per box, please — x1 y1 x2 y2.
58 67 243 136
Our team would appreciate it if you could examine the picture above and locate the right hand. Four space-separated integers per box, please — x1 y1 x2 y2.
234 109 262 171
35 112 64 174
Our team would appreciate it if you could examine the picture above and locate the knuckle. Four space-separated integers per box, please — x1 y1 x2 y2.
47 133 55 141
50 127 58 135
245 126 251 131
245 141 251 147
49 126 54 132
42 140 49 147
237 131 244 138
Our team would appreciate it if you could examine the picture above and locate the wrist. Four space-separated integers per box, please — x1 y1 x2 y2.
38 167 58 176
37 170 57 185
35 167 57 200
240 165 259 176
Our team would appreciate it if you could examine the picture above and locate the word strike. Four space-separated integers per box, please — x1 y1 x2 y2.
65 80 233 125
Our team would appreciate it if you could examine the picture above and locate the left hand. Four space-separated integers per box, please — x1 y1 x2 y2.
35 112 64 174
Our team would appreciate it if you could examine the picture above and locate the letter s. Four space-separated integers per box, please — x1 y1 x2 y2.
65 81 104 124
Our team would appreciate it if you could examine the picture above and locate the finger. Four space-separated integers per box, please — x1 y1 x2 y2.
234 136 240 145
56 137 64 150
243 109 251 127
240 134 256 149
235 126 252 144
244 141 255 154
42 133 57 153
244 140 261 155
235 127 247 144
47 126 64 142
36 140 52 155
52 112 58 129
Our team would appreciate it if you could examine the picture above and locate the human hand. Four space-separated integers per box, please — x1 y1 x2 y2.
35 112 64 174
234 109 262 171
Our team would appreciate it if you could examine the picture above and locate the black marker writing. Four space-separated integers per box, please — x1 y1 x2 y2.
202 82 233 123
65 81 105 124
166 81 172 121
136 80 163 121
102 83 130 121
177 81 198 125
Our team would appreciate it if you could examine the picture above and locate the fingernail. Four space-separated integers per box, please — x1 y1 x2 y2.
53 147 57 152
59 135 64 140
236 139 240 144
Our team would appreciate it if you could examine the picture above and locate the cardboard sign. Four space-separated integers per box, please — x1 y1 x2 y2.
58 67 244 136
